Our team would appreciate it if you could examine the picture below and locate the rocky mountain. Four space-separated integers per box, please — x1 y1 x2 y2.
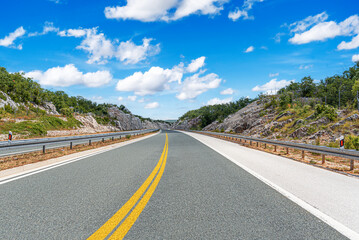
175 97 359 145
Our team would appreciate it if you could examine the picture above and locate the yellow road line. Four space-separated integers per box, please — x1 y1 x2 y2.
87 134 168 240
108 134 168 239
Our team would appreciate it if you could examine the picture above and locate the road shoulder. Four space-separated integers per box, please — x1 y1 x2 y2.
181 130 359 239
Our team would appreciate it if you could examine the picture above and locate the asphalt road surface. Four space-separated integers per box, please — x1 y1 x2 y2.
0 130 348 239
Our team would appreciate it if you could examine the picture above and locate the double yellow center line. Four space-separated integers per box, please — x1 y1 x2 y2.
88 133 169 240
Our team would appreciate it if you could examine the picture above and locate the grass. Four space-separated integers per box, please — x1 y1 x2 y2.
0 115 82 137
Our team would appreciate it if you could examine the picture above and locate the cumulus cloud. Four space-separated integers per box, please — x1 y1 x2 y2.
228 0 263 21
206 97 232 105
104 0 227 22
116 38 160 65
245 46 254 53
288 13 359 48
252 78 294 94
116 66 183 96
220 88 234 95
25 64 113 87
176 72 221 100
353 54 359 62
128 95 137 101
145 102 159 109
186 56 206 73
0 26 26 49
69 28 160 65
118 96 124 101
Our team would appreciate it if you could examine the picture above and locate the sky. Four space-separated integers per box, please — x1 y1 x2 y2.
1 0 359 120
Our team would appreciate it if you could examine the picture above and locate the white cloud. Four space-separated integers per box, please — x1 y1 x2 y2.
288 12 328 33
0 27 26 49
228 0 263 21
28 22 59 37
252 78 294 94
128 95 137 101
58 28 87 37
145 102 159 109
220 88 234 95
269 73 279 77
274 32 284 43
206 97 232 105
289 14 359 46
25 64 112 87
186 56 205 73
104 0 227 22
138 98 145 103
245 46 254 53
76 28 115 64
118 96 124 101
353 54 359 62
116 38 160 65
116 66 183 96
65 27 160 65
177 72 221 100
338 34 359 50
299 64 313 70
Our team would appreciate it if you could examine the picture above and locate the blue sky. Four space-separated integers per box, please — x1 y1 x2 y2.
1 0 359 119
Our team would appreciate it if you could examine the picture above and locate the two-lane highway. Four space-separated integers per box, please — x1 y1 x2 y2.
0 131 349 239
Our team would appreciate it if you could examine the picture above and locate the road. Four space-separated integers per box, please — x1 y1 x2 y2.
0 130 352 239
0 129 153 157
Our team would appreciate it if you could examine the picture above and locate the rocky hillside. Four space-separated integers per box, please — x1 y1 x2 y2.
0 90 170 140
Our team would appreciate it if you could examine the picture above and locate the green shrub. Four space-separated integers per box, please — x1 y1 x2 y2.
4 104 13 113
0 92 6 101
344 135 359 150
314 104 336 121
126 134 131 139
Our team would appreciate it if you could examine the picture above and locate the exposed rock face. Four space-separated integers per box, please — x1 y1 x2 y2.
142 120 171 129
172 117 201 130
43 102 59 115
47 115 117 137
0 91 20 110
108 107 143 130
203 101 264 132
331 114 359 129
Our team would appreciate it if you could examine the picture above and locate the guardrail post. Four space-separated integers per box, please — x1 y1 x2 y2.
274 145 276 152
286 147 289 155
89 140 91 145
264 143 266 149
112 137 114 141
250 141 252 146
102 138 104 143
302 150 305 160
322 154 325 164
350 160 354 171
70 142 72 150
43 145 46 154
257 142 259 147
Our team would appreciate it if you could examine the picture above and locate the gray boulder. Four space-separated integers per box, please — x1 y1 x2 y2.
108 107 143 130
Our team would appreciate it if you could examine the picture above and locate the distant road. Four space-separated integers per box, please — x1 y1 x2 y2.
0 130 352 239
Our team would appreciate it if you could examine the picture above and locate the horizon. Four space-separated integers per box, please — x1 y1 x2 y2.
1 0 359 120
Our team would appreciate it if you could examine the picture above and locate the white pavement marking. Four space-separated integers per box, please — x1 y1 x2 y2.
182 131 359 240
0 132 159 184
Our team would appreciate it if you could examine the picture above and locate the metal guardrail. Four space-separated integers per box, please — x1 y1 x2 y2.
0 129 159 157
194 130 358 170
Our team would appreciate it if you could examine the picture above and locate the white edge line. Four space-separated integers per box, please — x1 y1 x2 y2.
0 131 160 185
181 131 359 240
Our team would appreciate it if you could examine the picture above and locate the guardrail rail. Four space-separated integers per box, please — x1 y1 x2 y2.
193 130 357 171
